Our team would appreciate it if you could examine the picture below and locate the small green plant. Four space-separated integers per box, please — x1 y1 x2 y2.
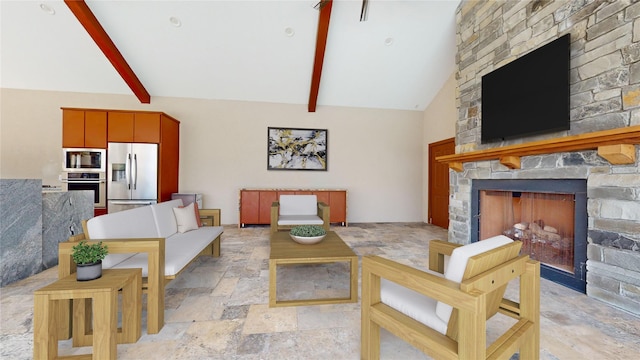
290 225 326 237
71 240 109 265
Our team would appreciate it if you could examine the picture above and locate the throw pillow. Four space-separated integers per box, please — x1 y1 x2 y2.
173 202 199 233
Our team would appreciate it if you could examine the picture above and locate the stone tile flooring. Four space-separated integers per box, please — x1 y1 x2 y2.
1 223 639 359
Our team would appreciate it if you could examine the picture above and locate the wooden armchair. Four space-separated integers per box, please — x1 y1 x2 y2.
270 194 330 233
361 235 540 360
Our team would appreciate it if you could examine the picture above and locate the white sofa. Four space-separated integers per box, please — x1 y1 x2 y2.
58 199 223 335
270 194 330 233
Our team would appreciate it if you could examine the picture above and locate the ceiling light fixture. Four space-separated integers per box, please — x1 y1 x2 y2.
284 27 295 37
384 37 393 46
169 16 182 27
39 3 55 15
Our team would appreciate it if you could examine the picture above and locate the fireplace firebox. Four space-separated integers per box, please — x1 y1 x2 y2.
471 179 587 292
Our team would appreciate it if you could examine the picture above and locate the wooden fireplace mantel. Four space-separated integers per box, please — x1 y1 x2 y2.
436 125 640 172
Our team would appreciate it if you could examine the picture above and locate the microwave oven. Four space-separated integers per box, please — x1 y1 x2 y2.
62 148 106 172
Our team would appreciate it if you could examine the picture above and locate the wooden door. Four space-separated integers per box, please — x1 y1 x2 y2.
428 138 455 229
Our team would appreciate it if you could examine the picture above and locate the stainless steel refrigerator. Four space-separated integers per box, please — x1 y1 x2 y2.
107 143 158 213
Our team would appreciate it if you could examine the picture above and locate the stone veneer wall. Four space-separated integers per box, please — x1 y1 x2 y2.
452 0 640 315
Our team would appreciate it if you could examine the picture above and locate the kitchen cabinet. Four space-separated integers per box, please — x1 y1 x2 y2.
239 189 347 227
107 111 161 143
62 109 107 148
62 108 180 204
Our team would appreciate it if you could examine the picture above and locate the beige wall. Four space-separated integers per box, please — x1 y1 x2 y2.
1 87 438 225
421 73 457 222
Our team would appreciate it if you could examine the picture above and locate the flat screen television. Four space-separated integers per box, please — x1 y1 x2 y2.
481 33 570 143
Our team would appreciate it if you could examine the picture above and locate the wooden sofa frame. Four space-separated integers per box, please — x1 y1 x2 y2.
56 211 221 340
270 200 330 233
361 239 540 360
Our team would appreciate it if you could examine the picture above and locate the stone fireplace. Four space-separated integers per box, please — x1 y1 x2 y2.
470 179 588 292
447 0 640 316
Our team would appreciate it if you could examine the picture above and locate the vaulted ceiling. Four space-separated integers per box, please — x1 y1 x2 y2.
1 0 460 111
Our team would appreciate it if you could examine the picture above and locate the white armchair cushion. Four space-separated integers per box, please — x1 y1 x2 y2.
435 235 514 323
277 215 324 226
380 235 514 336
381 274 448 335
279 195 318 216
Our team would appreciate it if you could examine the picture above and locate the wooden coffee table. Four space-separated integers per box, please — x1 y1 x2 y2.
269 231 358 307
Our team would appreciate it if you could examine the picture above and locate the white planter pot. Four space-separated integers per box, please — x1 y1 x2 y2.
76 260 102 281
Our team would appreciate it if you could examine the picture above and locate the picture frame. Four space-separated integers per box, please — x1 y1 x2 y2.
267 127 328 171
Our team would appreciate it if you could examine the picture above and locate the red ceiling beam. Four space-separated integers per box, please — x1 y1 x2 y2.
64 0 151 103
308 0 333 112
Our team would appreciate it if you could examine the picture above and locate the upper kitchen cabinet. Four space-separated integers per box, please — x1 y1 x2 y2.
62 109 107 148
107 111 161 143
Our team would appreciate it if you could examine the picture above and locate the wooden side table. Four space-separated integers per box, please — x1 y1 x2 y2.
33 268 142 360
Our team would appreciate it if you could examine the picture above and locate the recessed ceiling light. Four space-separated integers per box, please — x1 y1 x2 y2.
384 37 394 46
284 27 295 37
39 3 55 15
169 16 182 27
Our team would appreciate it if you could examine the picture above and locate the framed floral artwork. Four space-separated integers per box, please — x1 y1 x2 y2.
267 127 328 171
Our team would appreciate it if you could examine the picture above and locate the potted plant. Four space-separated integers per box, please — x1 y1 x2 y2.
289 225 327 245
72 240 109 281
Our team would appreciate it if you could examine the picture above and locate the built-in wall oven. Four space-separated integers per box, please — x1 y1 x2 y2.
61 148 107 209
60 172 107 208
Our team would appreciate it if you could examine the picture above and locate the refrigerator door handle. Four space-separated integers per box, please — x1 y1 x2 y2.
126 153 132 190
133 153 138 190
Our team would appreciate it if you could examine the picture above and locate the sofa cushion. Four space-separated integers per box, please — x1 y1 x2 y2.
173 202 199 233
87 205 159 269
87 205 158 239
279 195 318 216
107 226 224 277
151 199 182 238
435 235 514 323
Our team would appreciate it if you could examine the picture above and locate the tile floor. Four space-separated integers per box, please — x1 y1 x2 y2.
1 223 639 359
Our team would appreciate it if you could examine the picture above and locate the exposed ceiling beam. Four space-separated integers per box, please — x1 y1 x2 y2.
308 0 333 112
64 0 151 103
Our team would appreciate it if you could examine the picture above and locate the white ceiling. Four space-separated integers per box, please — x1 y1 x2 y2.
0 0 460 111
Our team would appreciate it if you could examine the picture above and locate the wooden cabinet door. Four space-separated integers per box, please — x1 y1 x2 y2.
62 110 85 148
313 191 330 205
329 191 347 224
108 112 135 142
134 113 161 143
259 191 277 224
277 190 295 200
158 115 179 202
84 111 107 148
240 190 260 225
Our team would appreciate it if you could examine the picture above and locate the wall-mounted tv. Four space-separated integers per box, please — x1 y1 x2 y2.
481 33 570 144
